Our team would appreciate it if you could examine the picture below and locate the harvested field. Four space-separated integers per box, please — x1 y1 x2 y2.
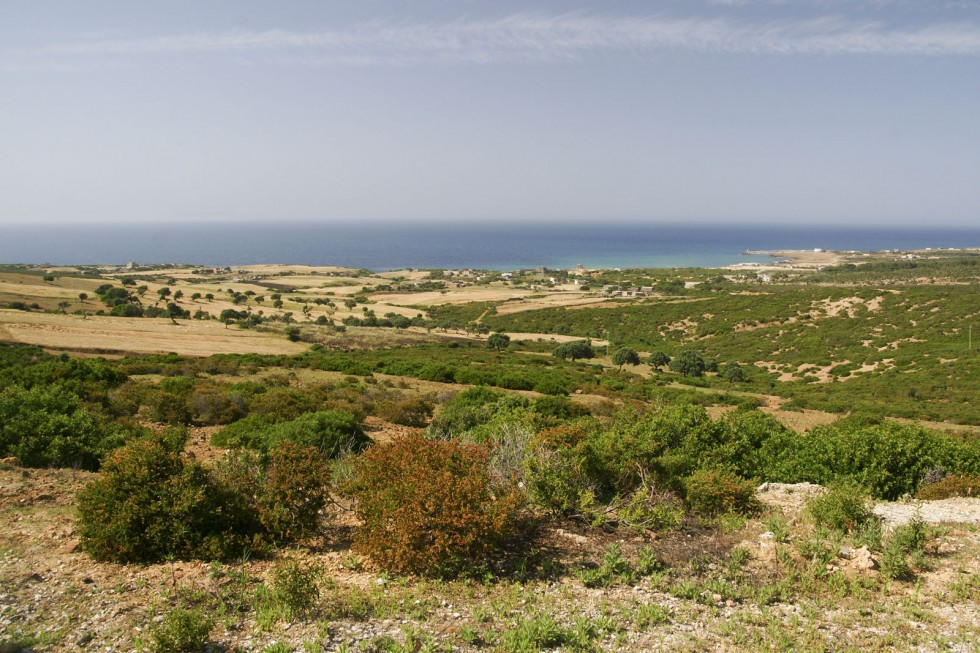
373 288 533 306
0 310 306 356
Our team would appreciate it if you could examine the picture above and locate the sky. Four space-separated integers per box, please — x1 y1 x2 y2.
1 0 979 227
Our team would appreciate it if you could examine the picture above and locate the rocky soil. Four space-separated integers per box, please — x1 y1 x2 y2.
2 468 979 653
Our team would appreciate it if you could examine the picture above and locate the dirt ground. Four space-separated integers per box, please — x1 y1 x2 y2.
2 457 979 653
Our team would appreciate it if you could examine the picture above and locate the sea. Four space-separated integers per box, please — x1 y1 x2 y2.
2 222 978 272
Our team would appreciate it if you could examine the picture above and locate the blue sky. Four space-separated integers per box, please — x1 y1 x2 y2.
2 0 979 226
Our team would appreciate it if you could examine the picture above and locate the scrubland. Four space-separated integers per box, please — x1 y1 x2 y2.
1 251 979 652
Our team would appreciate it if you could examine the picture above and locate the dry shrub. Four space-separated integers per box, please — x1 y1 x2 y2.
915 474 980 500
376 396 434 427
259 442 332 542
349 434 522 576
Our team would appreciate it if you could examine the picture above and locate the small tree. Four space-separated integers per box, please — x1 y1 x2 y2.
553 340 595 361
721 361 747 383
669 350 705 377
648 351 671 368
157 287 172 302
487 332 511 351
611 347 640 369
78 292 88 302
58 300 70 313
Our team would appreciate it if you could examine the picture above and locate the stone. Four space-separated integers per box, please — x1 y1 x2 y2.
850 546 878 571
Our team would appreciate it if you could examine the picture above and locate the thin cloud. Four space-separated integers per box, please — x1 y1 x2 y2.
7 12 980 70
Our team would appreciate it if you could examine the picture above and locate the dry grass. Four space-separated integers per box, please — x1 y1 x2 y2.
0 310 306 356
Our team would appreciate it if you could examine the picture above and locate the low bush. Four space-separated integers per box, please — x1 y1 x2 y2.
78 435 331 563
0 385 129 470
684 468 759 516
77 435 254 563
762 419 980 500
523 445 595 518
213 409 368 456
427 386 529 440
804 481 876 533
881 517 934 581
258 442 332 542
255 557 323 628
150 608 214 653
348 434 523 576
915 474 980 500
376 396 434 427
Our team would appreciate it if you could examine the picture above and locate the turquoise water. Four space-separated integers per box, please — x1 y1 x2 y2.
2 222 977 271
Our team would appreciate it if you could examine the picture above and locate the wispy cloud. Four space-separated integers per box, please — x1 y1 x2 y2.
6 12 980 71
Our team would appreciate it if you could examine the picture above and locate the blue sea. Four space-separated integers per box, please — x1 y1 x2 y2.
2 222 978 271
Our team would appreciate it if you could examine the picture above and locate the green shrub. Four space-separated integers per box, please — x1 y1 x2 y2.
523 445 594 518
426 386 530 440
348 434 523 576
77 435 260 563
263 410 368 455
804 481 875 533
684 468 759 516
150 608 213 653
532 395 589 420
187 388 245 425
247 386 320 420
213 410 368 456
881 517 934 581
211 413 280 448
256 557 323 628
915 474 980 500
762 420 980 500
0 385 128 469
616 484 683 533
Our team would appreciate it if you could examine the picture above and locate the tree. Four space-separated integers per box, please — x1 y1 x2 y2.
172 290 184 302
648 351 671 369
612 347 640 369
165 302 189 324
57 300 70 313
487 332 511 351
669 350 706 377
721 361 747 383
157 287 171 301
204 293 214 302
78 292 88 302
553 340 595 361
190 292 202 301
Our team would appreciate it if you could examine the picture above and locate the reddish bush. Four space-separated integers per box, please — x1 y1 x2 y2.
349 434 522 576
259 442 332 542
376 396 434 427
916 475 980 500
